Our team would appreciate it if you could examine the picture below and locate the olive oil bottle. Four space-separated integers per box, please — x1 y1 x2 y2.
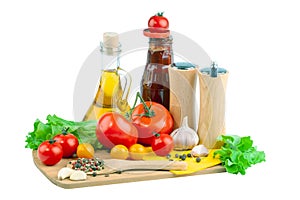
83 32 131 121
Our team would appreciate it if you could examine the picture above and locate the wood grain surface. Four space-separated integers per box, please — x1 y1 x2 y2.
32 150 225 189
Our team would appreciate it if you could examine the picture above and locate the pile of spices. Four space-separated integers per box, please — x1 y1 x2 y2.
68 158 104 173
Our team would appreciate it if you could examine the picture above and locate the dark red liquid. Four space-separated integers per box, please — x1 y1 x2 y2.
141 49 172 110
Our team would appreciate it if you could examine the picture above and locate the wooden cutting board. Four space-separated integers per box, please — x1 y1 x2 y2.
32 150 225 189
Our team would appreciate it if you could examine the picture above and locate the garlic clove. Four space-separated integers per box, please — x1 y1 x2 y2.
191 145 209 157
57 167 75 180
69 170 87 181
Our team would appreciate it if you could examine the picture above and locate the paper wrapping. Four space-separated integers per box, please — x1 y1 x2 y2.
197 71 229 148
169 66 197 130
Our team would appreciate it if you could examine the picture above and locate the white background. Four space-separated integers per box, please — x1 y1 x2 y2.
1 0 299 199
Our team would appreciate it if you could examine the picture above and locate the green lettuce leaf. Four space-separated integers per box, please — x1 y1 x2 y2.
25 114 102 150
214 135 265 175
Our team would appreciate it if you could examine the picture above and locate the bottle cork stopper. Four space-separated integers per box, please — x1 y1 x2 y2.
103 32 119 48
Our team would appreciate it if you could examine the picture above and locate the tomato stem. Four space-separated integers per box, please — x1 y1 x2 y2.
62 127 70 135
157 12 164 16
49 139 57 144
136 92 154 117
153 132 160 138
125 92 155 119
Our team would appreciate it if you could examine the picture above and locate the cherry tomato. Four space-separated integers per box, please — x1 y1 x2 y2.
151 133 174 156
148 12 169 29
129 144 147 160
53 128 79 158
37 139 63 166
131 101 174 146
110 144 129 160
96 112 138 149
77 143 95 159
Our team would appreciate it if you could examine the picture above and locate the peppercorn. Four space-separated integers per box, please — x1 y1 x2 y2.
187 153 192 158
175 154 179 158
92 172 97 177
181 154 186 161
75 163 81 168
166 154 171 159
196 157 201 163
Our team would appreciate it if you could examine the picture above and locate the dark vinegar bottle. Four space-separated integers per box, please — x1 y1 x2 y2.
141 36 173 110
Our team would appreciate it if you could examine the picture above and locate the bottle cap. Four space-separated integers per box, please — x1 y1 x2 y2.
143 28 170 38
103 32 119 48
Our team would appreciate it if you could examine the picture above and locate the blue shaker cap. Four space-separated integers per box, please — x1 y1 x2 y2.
172 62 195 70
200 62 227 77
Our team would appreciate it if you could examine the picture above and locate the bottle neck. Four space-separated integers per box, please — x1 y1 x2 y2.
147 36 173 65
100 42 121 56
100 42 121 69
148 36 173 51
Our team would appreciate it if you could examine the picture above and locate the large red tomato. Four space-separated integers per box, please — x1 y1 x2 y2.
131 101 174 146
37 139 63 166
96 112 138 149
53 128 79 158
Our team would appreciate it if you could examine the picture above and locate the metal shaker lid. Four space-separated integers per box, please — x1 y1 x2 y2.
171 62 195 70
200 62 227 77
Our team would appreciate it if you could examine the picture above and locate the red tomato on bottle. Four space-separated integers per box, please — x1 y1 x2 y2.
96 112 138 149
38 139 63 166
131 101 174 146
148 12 169 29
53 128 79 158
151 133 174 156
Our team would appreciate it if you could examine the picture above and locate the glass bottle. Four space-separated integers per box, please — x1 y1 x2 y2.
141 36 173 110
83 32 131 121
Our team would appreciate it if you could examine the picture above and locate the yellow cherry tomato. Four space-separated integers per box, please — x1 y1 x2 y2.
129 144 147 160
145 146 153 153
76 143 95 159
110 144 129 160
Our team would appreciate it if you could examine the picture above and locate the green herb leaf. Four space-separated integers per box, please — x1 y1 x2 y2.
214 135 265 175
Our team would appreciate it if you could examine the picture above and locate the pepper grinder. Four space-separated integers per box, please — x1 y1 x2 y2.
197 62 229 148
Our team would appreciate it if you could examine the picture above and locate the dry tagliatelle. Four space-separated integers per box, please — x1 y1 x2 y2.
143 149 222 175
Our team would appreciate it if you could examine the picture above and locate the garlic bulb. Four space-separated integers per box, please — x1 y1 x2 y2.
170 116 199 150
191 145 208 157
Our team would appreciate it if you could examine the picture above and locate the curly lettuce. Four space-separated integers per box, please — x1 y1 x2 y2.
214 135 265 175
